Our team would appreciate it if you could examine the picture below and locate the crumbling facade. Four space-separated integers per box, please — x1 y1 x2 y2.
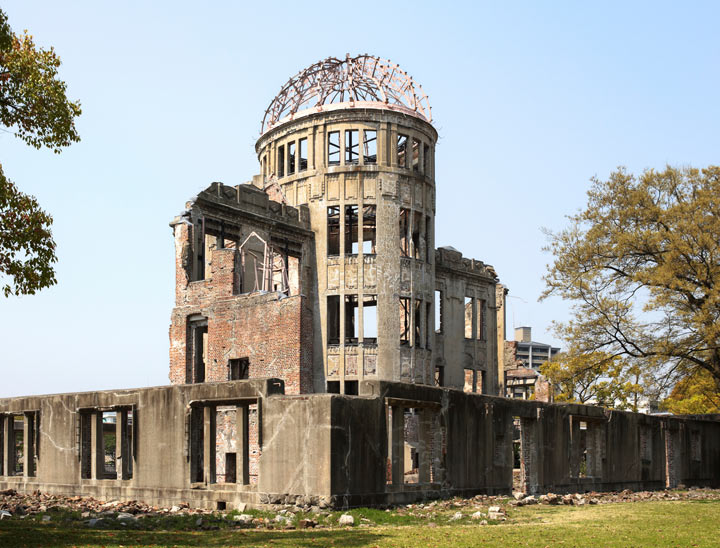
0 55 718 510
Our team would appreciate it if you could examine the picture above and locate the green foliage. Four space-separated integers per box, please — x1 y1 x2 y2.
662 368 720 414
540 351 645 410
0 8 80 297
0 166 56 296
542 165 720 404
0 10 81 152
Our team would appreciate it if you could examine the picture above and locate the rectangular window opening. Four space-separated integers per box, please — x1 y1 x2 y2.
299 138 308 171
288 141 296 175
327 381 341 394
277 145 285 177
327 206 340 255
345 205 359 254
397 134 408 167
426 302 432 349
345 380 359 395
435 290 443 334
435 365 444 387
328 131 340 166
190 320 208 383
400 208 410 256
412 211 422 260
363 130 377 164
412 138 420 171
400 297 410 346
327 295 340 345
464 296 474 339
414 299 422 348
345 294 359 345
229 358 250 380
102 411 117 480
345 129 359 164
363 295 378 343
224 453 236 484
423 143 430 174
425 215 431 263
362 205 376 254
12 416 23 476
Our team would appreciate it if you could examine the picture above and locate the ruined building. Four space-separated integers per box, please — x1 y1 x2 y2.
0 55 718 509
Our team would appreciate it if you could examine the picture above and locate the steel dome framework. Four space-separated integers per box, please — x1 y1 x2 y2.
261 54 432 134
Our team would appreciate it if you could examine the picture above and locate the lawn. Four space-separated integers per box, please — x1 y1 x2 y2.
0 500 718 547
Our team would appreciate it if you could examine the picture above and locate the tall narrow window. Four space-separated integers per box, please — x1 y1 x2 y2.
412 211 422 260
435 290 443 334
363 130 377 164
426 302 432 348
425 215 432 263
477 299 486 341
328 131 340 166
435 365 444 387
464 296 474 339
423 143 430 174
229 358 249 380
400 208 410 256
189 319 208 383
102 411 117 479
400 297 410 345
397 134 408 167
362 205 376 254
412 138 420 171
345 129 359 164
327 206 340 255
345 295 358 344
345 205 359 254
299 138 308 171
363 295 378 343
277 145 285 177
414 299 422 348
327 295 340 345
288 141 296 175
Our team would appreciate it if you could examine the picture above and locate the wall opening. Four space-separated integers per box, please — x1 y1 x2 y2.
434 365 444 387
412 138 420 171
414 299 422 348
328 131 340 165
397 134 408 167
327 295 340 345
425 301 432 349
362 205 376 254
411 211 422 260
345 129 359 164
12 415 23 476
400 297 410 346
287 141 296 175
435 290 443 334
363 295 378 343
423 143 430 173
345 205 359 254
399 208 410 256
327 206 340 255
102 411 117 479
363 130 377 164
225 453 237 484
277 144 285 177
345 294 359 345
345 380 358 395
299 138 308 171
189 318 208 384
327 381 340 394
464 296 474 339
229 358 250 380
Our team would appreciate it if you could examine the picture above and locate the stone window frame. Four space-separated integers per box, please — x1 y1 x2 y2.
78 406 136 482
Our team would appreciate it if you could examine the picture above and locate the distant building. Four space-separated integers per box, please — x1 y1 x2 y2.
504 326 560 399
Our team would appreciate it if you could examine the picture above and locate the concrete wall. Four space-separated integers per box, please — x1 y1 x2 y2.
1 379 718 510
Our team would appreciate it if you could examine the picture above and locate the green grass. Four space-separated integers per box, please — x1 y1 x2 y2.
1 500 719 547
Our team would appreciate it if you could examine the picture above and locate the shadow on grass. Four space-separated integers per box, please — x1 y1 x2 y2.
0 522 387 548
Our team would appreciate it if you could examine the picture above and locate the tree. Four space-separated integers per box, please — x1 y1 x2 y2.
0 8 81 296
541 165 720 402
662 369 720 415
540 351 645 411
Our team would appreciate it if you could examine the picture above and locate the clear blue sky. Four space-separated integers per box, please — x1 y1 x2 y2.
2 1 719 397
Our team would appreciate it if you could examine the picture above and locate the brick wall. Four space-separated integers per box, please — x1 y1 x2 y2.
169 227 313 394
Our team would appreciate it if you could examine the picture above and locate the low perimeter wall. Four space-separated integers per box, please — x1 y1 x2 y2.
0 379 718 509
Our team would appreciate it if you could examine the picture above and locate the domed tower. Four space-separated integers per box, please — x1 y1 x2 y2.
256 54 438 394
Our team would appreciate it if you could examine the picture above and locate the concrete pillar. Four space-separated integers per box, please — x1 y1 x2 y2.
116 409 131 480
391 405 405 485
1 415 7 476
520 418 538 494
203 406 216 484
418 409 432 484
91 412 104 479
23 413 34 478
236 404 250 485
